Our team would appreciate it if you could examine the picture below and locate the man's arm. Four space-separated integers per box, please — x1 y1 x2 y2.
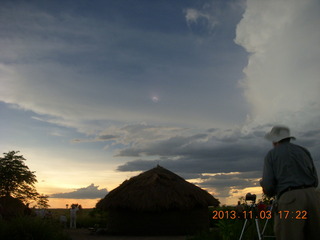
260 152 276 197
299 146 319 187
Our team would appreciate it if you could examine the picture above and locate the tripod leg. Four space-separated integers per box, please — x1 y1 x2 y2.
255 219 262 240
239 219 248 240
262 201 275 238
261 218 269 236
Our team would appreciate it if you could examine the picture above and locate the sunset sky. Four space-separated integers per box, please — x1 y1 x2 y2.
1 0 319 208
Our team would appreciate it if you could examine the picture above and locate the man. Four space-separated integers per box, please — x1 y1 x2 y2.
260 125 320 239
70 205 79 229
60 214 67 228
235 201 244 219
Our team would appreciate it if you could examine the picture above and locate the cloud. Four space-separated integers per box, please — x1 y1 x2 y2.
50 184 108 199
197 171 260 197
114 125 268 180
97 123 188 148
0 1 248 134
113 124 267 162
185 8 218 31
184 1 245 35
72 134 119 143
1 0 319 204
113 122 320 201
235 0 320 131
100 124 320 174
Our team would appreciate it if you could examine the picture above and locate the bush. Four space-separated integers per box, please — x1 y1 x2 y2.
186 230 220 240
0 216 71 240
194 205 275 240
49 208 107 229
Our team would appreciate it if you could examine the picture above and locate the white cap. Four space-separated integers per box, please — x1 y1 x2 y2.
264 125 296 143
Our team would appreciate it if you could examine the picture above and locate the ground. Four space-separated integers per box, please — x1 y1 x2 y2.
65 229 187 240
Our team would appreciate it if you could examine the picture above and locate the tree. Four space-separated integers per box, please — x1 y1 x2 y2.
36 194 50 209
260 193 274 205
238 196 246 205
71 203 82 210
0 151 39 202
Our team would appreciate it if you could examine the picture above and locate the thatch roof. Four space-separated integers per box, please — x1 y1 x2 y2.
0 196 26 219
97 165 219 212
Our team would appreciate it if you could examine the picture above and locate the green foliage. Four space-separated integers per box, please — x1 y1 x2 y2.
49 208 107 229
186 230 220 240
188 218 273 240
87 208 108 227
0 151 39 201
216 219 240 240
203 205 275 240
260 193 275 205
76 208 107 228
0 216 71 240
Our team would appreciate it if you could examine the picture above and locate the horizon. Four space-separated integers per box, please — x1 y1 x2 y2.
1 0 319 209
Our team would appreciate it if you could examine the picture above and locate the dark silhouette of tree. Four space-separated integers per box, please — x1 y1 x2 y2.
261 193 274 205
0 151 39 202
36 194 50 209
71 203 82 210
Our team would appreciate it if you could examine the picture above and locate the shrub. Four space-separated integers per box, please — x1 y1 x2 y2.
197 205 275 240
186 229 220 240
0 216 71 240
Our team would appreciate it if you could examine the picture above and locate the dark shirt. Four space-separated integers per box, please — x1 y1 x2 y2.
261 142 318 197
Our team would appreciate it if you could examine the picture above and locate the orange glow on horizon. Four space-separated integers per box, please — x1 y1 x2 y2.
47 198 101 209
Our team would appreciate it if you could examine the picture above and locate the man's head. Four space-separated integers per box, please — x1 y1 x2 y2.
265 125 296 144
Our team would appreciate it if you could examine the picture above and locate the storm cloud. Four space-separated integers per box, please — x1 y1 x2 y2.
1 0 319 206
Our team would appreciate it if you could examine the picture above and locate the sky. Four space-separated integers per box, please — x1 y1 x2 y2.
0 0 319 208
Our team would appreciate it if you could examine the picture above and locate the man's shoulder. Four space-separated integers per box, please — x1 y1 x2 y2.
275 142 302 150
266 146 278 155
288 142 309 152
291 143 312 157
264 148 275 162
265 142 310 159
266 142 294 156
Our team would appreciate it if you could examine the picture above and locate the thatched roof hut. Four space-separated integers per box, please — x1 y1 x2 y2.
0 196 27 219
97 165 219 235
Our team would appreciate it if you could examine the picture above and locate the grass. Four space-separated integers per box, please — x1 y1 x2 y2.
186 205 275 240
49 208 107 229
0 216 71 240
0 208 107 240
0 207 274 240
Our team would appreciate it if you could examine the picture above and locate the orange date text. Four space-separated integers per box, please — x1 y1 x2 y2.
277 210 307 219
212 210 272 220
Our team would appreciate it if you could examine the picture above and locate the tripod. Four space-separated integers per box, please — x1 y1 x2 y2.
239 200 275 240
260 201 275 239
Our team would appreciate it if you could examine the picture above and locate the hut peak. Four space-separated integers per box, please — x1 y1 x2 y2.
96 166 220 235
97 166 219 212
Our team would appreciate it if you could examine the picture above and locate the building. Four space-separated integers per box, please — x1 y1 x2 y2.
96 165 219 235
